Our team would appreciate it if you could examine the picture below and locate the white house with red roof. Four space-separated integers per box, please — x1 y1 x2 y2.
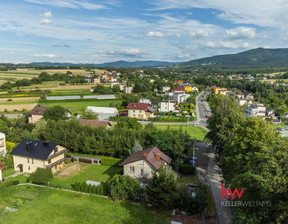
127 102 155 120
120 146 172 180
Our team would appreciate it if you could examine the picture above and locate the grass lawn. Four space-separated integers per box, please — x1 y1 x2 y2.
177 175 199 186
40 99 123 114
50 163 122 190
154 125 208 141
0 185 169 224
2 168 15 178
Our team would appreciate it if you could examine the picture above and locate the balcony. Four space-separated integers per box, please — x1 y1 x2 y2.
47 149 68 161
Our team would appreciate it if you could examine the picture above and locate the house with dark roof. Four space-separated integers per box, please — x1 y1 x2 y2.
28 105 72 124
120 146 172 180
127 102 155 120
173 86 185 93
11 139 67 173
77 119 112 129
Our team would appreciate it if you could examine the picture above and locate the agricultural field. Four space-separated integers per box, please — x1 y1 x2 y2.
0 185 169 224
50 163 122 190
153 125 208 141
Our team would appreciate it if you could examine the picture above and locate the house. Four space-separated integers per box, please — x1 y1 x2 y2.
159 100 178 113
28 105 49 124
213 87 227 95
162 86 171 92
237 98 252 106
0 132 6 157
139 98 152 104
77 119 112 129
127 103 155 120
124 86 133 94
174 80 183 85
237 92 254 100
173 86 185 93
28 105 71 123
85 106 118 121
173 93 190 103
183 84 198 92
10 139 67 174
120 146 172 179
244 103 267 117
93 78 101 84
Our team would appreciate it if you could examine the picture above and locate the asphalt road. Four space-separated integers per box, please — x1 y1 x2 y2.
195 91 232 224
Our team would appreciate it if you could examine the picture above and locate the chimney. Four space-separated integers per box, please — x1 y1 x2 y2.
156 153 161 161
144 153 148 158
26 141 33 152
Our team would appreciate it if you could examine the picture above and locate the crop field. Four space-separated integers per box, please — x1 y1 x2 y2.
0 103 37 112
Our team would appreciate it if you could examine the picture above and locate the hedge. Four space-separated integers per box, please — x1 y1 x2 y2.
101 157 123 166
72 182 107 196
180 164 196 175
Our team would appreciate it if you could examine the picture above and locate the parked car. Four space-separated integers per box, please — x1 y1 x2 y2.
205 114 210 118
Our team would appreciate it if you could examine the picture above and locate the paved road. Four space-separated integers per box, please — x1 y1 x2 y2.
195 91 232 224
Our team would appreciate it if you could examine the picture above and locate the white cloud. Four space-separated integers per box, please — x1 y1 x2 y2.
43 11 52 17
203 40 251 49
190 29 209 38
25 0 107 10
146 31 164 38
32 54 56 58
39 19 52 25
98 48 147 58
225 27 255 39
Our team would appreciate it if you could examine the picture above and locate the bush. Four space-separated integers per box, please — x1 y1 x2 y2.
180 164 196 175
101 157 123 166
28 168 53 185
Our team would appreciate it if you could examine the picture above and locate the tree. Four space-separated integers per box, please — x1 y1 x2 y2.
81 108 98 120
130 140 143 154
108 174 141 201
43 106 66 121
28 168 53 185
146 166 178 209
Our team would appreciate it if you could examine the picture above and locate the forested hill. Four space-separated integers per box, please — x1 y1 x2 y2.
180 48 288 69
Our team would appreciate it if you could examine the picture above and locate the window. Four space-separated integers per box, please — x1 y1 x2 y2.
138 160 144 165
28 166 30 170
48 159 51 164
140 168 144 176
129 166 135 172
54 147 58 153
133 110 135 113
139 110 142 113
27 158 29 163
32 159 34 164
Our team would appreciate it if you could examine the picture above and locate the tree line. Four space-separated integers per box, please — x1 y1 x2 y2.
207 95 288 223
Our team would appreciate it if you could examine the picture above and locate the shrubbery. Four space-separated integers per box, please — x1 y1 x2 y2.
72 182 107 196
180 164 196 175
28 168 53 185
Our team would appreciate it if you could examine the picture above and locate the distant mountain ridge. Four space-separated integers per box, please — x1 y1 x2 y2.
180 48 288 68
27 60 180 68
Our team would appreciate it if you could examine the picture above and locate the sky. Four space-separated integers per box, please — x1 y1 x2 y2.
1 0 288 64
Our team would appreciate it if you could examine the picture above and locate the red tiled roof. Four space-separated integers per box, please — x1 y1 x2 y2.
127 102 150 110
77 119 111 128
120 146 172 170
173 86 185 91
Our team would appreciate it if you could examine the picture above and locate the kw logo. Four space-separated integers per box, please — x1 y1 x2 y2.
221 184 244 199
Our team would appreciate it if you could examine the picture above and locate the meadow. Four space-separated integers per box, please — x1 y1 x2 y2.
0 185 169 224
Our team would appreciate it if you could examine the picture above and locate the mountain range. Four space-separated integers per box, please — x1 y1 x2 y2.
21 48 288 69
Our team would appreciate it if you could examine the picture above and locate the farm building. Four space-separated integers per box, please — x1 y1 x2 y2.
85 106 118 120
0 132 6 157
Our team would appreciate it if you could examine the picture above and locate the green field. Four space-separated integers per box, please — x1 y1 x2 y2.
0 185 169 224
50 163 122 190
154 125 208 141
39 99 123 114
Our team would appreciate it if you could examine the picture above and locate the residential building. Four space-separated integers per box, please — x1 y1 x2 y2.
0 132 6 157
77 119 112 129
244 104 267 117
173 93 190 103
28 105 49 124
213 87 227 95
159 100 178 112
28 105 71 123
173 86 185 93
11 139 67 174
183 85 198 92
237 92 254 100
162 86 171 92
93 78 101 84
85 106 118 121
124 86 133 94
120 146 172 180
110 82 121 88
237 98 252 106
127 103 155 120
139 98 152 104
174 80 183 85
